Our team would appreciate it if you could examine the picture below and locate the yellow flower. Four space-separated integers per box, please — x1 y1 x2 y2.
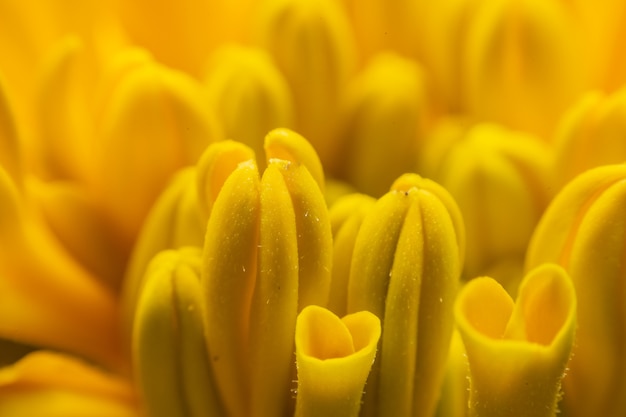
3 0 626 416
454 263 576 417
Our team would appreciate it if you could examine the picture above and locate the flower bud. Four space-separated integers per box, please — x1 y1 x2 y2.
257 0 356 167
201 128 332 417
347 173 464 417
336 53 430 196
294 305 381 417
526 164 626 417
133 247 224 417
455 264 576 417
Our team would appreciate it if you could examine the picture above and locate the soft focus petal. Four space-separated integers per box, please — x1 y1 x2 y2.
553 87 626 187
204 45 294 160
0 351 138 417
117 0 257 76
294 306 380 417
424 122 553 289
336 53 430 196
92 57 222 248
258 0 356 167
455 264 576 417
0 77 22 184
461 0 585 136
0 166 124 371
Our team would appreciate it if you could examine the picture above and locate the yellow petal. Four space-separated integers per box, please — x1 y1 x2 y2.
294 306 381 417
462 0 584 136
27 178 128 292
0 76 22 184
0 351 137 417
427 123 551 286
348 173 464 417
553 87 626 187
196 139 256 220
248 160 300 417
264 127 325 193
93 59 222 247
117 0 257 76
328 193 376 316
0 167 124 371
258 0 356 166
455 264 576 417
202 159 260 417
336 53 429 196
526 163 626 417
122 167 205 340
133 248 224 417
204 45 294 161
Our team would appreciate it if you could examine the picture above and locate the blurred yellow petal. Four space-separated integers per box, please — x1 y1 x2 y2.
455 264 576 417
0 167 124 371
133 248 224 417
425 123 552 288
348 174 464 417
258 0 356 166
526 164 626 417
93 58 222 247
336 53 430 196
27 178 128 292
0 351 138 417
462 0 585 136
117 0 257 76
341 0 421 61
0 77 22 185
204 45 294 160
294 305 380 417
553 87 626 187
